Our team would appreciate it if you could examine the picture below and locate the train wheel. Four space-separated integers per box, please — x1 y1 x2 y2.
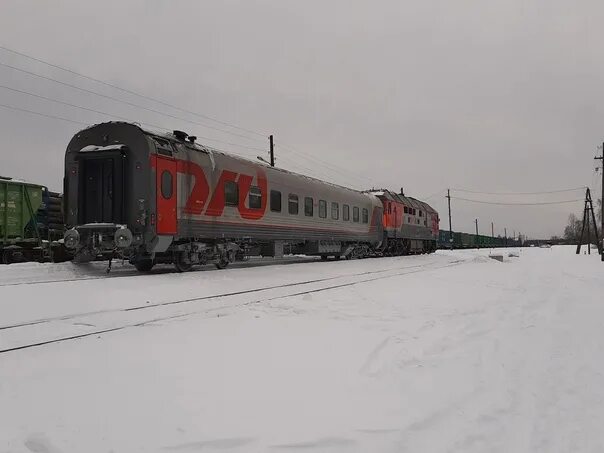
174 253 193 272
214 259 229 270
2 250 11 264
215 249 234 270
135 259 155 272
320 255 328 261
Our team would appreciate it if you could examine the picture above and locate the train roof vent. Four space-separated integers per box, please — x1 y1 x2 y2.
173 130 188 141
187 136 197 144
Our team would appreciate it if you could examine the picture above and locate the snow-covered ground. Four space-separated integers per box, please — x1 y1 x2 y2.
1 246 604 452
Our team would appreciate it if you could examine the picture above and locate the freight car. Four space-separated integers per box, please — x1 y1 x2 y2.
438 229 520 249
0 176 67 263
62 122 439 271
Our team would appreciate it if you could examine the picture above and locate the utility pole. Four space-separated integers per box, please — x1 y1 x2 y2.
504 228 507 247
576 187 601 255
269 135 275 167
447 189 453 250
475 218 479 249
596 145 604 261
491 222 494 238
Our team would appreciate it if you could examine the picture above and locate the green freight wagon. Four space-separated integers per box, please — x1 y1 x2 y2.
0 176 66 263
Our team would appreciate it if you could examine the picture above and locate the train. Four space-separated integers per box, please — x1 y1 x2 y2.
0 176 68 263
62 122 440 271
437 230 522 249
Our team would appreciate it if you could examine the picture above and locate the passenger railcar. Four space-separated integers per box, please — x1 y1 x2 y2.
63 122 385 271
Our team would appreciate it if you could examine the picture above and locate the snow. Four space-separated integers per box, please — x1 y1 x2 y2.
1 247 604 452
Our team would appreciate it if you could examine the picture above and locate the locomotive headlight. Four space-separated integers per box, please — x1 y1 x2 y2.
64 229 80 249
114 228 133 248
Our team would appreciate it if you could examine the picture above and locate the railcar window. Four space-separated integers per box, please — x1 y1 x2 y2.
343 204 350 221
270 190 281 212
331 202 339 220
249 186 262 209
353 207 359 222
305 197 313 216
319 200 327 218
419 211 423 217
161 170 173 199
404 206 408 214
225 181 238 206
288 194 299 215
362 208 369 224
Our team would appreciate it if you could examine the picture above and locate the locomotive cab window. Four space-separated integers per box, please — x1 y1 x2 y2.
353 206 359 222
225 181 238 206
161 170 173 199
304 197 314 216
362 208 369 224
331 202 339 220
270 190 282 212
288 194 299 215
343 204 350 221
404 206 408 214
319 200 327 218
249 186 262 209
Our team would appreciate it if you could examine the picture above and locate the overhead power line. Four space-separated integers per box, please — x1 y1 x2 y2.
0 89 267 154
0 45 383 188
451 187 586 195
0 44 268 139
421 188 447 201
0 102 87 126
452 196 583 206
0 61 266 145
0 83 266 153
278 143 375 188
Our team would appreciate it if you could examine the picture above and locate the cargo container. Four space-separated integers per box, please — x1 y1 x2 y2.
0 176 66 263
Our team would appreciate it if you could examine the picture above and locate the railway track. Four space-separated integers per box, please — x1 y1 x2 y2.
0 257 465 355
0 256 320 288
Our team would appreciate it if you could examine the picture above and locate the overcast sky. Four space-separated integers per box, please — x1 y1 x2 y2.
1 0 602 238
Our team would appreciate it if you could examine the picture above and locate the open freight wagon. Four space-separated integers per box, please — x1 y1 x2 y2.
0 176 68 263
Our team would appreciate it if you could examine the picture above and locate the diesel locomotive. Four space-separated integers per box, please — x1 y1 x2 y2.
63 122 438 271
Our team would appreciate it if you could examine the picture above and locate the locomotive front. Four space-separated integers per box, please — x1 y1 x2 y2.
63 122 158 263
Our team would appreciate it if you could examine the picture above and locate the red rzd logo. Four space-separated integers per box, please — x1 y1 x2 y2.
177 160 267 220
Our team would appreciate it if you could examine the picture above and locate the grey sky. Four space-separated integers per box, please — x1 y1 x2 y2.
1 0 602 238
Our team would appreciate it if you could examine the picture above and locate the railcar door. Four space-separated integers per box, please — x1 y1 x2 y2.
156 155 177 235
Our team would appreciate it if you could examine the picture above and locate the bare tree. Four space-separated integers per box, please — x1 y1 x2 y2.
564 213 582 243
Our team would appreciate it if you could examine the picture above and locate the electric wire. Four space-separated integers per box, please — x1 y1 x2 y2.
421 188 447 201
0 102 88 126
0 61 266 146
0 84 267 153
451 196 583 206
451 187 586 196
277 143 375 188
0 46 379 187
0 44 268 139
